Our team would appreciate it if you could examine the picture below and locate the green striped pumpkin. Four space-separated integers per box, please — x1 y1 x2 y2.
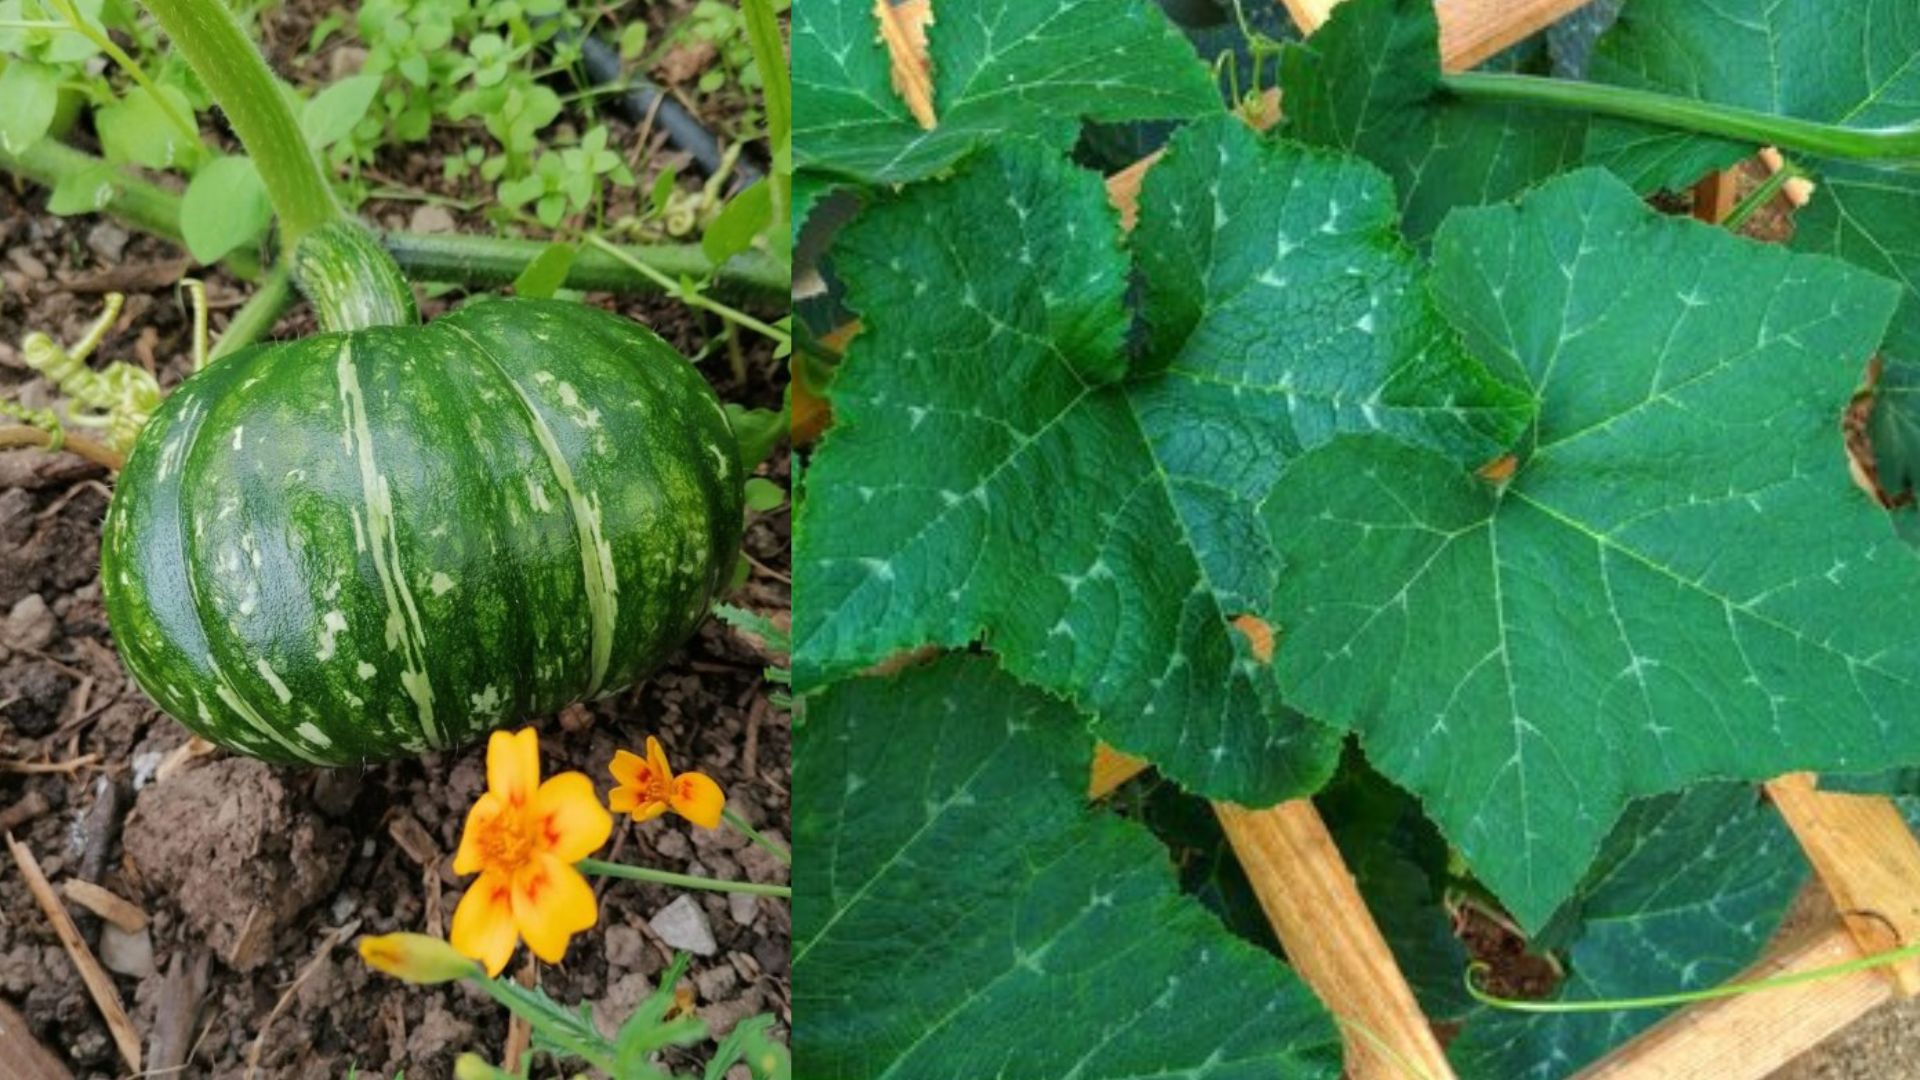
101 298 745 764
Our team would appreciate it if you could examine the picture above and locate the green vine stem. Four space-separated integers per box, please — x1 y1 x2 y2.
1465 938 1920 1014
1443 73 1920 162
211 264 295 359
385 230 788 300
575 858 791 898
0 143 788 299
0 140 186 245
139 0 342 248
741 0 790 236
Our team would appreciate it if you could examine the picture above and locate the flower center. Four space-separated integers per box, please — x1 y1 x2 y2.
477 809 537 873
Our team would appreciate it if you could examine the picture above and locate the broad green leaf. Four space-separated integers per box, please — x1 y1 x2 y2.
1266 168 1912 929
0 60 58 155
1278 0 1586 241
795 656 1342 1080
179 156 271 264
724 403 786 470
96 85 202 170
302 73 383 150
1586 0 1920 192
46 161 120 216
794 120 1530 803
510 241 576 299
792 0 1218 184
792 171 836 244
1450 784 1806 1079
1786 163 1920 502
703 179 773 265
744 477 787 512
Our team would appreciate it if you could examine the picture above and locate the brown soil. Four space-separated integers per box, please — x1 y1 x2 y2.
0 2 790 1075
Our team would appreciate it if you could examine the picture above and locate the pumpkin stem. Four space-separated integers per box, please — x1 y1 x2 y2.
294 220 422 332
138 0 342 251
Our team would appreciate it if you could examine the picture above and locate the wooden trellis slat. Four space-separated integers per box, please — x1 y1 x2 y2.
1569 924 1894 1079
862 4 1920 1078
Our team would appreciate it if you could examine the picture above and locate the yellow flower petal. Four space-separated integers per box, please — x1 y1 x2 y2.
646 736 674 785
450 872 520 977
488 728 541 808
358 933 478 984
533 771 612 863
627 797 670 823
670 771 726 829
452 792 505 877
609 748 654 791
511 854 597 964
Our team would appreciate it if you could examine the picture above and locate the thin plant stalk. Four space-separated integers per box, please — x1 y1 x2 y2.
581 233 790 347
723 808 790 865
575 858 790 898
46 0 199 144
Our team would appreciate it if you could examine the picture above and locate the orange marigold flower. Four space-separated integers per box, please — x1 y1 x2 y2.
450 728 612 976
608 736 725 828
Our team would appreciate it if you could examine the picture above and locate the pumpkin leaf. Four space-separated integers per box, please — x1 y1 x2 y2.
1266 168 1912 929
794 119 1530 804
1449 783 1807 1080
1278 0 1586 241
96 85 203 171
302 73 383 150
1785 163 1920 504
180 155 272 264
1586 0 1920 192
792 0 1218 185
510 241 576 299
46 161 120 217
0 60 58 156
794 655 1343 1080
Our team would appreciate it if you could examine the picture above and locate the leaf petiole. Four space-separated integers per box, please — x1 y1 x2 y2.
1466 938 1920 1014
1442 72 1920 162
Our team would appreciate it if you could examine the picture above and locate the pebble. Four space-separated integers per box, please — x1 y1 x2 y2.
5 594 57 652
6 248 48 281
727 891 759 928
99 925 155 979
409 205 456 234
653 828 692 861
649 895 717 956
604 922 648 970
85 222 129 264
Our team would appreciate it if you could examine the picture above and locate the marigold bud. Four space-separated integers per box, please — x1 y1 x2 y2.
358 932 480 985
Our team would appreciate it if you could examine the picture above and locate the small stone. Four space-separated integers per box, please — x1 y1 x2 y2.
5 594 57 652
85 222 129 263
592 971 654 1039
7 248 48 281
99 925 155 978
693 964 738 1001
328 45 368 80
728 891 759 929
649 895 717 956
409 205 456 234
653 828 692 861
605 922 648 970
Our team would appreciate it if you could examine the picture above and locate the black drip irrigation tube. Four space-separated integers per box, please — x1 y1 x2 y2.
558 28 763 189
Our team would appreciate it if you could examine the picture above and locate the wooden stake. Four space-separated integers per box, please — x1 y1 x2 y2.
5 834 141 1073
1432 0 1596 71
1765 774 1920 996
1217 801 1457 1080
1692 169 1740 224
1572 924 1890 1080
880 0 936 129
1088 744 1149 800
